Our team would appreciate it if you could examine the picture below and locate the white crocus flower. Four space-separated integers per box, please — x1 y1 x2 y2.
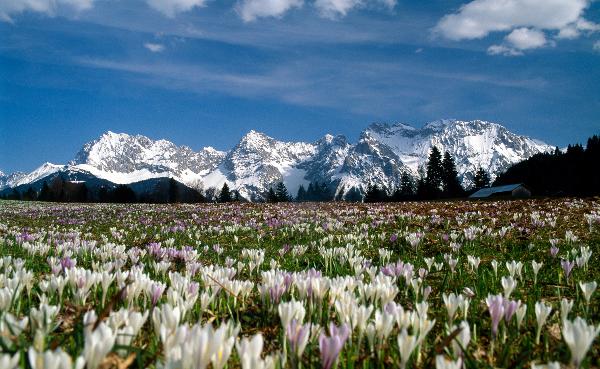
211 323 237 369
397 328 417 369
84 322 116 369
30 303 60 334
501 276 517 298
534 302 552 345
374 309 395 342
562 317 600 367
579 281 597 304
0 352 19 369
442 293 463 325
28 347 85 369
531 261 543 285
561 298 574 323
450 321 471 357
152 304 181 344
516 303 527 330
237 334 266 369
278 299 306 329
491 260 498 277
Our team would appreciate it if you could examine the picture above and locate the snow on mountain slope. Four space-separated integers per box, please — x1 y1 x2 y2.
70 131 226 188
365 119 552 186
4 120 553 200
299 134 351 183
334 133 407 194
206 130 317 199
12 163 64 188
0 171 25 190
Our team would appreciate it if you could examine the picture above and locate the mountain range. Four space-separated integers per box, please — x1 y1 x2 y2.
0 119 553 201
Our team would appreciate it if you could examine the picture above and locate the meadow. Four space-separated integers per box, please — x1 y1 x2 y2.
0 198 599 369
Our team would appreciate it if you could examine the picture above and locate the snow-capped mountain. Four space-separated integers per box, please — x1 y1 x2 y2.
365 119 552 187
0 167 45 190
1 120 553 199
69 131 226 188
202 130 317 200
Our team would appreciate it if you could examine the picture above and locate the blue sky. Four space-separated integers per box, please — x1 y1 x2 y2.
1 0 599 174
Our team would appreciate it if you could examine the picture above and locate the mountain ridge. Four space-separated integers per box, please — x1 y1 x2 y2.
0 119 553 200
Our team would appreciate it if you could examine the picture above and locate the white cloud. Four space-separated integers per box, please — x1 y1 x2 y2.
236 0 303 22
557 18 600 39
434 0 592 41
434 0 599 56
505 28 546 49
314 0 361 18
144 43 165 52
487 28 548 56
146 0 208 18
487 44 523 56
314 0 396 19
0 0 94 22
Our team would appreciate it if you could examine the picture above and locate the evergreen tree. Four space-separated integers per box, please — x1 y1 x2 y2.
111 185 136 203
77 183 88 202
98 186 109 203
364 184 386 203
473 168 491 190
266 187 278 203
344 187 362 202
319 182 330 200
8 188 21 200
296 184 307 202
49 177 64 202
274 182 291 202
400 171 415 197
425 146 444 198
441 152 463 197
218 183 232 203
39 181 51 201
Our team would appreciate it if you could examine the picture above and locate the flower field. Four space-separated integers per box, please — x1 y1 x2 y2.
0 199 599 369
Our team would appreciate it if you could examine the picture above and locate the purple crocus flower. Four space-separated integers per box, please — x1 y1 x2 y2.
151 283 165 306
188 282 200 297
561 259 575 281
319 323 350 369
550 246 559 258
423 286 432 300
286 319 311 357
60 257 76 271
503 299 520 322
269 283 286 304
486 294 505 339
390 234 398 243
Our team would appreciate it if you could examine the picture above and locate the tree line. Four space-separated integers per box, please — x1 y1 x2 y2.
494 134 600 196
361 147 490 202
1 177 205 204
